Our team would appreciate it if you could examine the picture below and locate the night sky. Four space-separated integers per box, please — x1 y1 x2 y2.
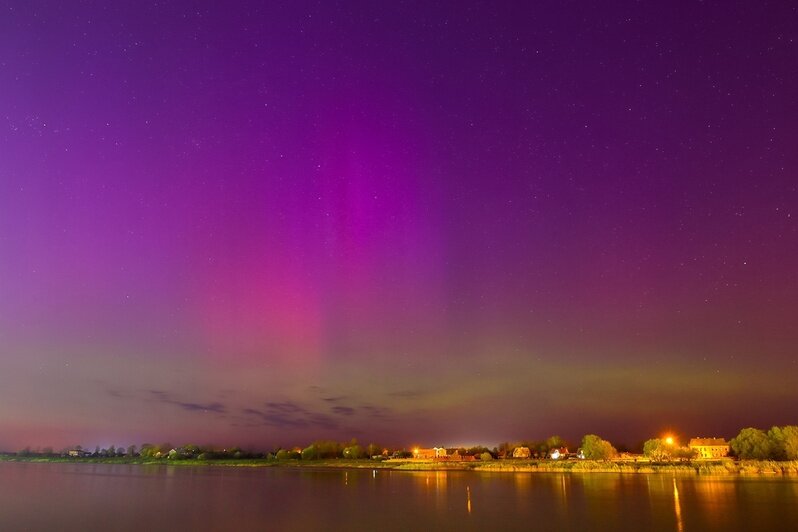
1 1 796 452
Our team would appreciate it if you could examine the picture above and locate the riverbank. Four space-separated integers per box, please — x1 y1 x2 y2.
2 454 797 475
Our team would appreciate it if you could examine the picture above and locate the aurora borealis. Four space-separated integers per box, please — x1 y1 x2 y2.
1 1 796 451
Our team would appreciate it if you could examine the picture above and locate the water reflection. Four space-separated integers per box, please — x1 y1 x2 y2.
691 477 736 529
1 463 797 531
673 478 684 532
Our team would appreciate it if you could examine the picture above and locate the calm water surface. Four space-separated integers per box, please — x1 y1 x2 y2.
0 462 795 531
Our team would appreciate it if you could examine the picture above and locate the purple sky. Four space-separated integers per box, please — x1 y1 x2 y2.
1 1 796 451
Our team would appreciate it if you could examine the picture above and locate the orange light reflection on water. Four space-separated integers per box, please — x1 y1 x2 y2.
673 478 684 532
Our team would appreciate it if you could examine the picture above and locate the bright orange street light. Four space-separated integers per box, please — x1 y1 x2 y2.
665 436 675 446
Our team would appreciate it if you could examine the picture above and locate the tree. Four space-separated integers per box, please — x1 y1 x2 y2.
467 446 490 456
301 446 319 460
671 447 697 461
276 448 300 460
127 445 137 457
480 452 493 461
545 436 566 453
343 445 365 459
498 442 513 456
643 439 669 462
366 443 382 458
309 440 343 459
767 426 798 460
139 444 155 458
730 428 772 459
180 444 200 458
580 434 617 460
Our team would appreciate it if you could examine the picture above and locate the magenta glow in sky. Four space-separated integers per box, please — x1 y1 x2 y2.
1 1 797 451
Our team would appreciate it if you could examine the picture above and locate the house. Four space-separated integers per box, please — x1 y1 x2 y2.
67 449 90 457
549 447 569 460
413 447 448 460
688 438 729 459
512 446 531 459
446 450 476 462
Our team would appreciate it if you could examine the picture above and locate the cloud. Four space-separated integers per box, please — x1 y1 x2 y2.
329 403 393 419
241 402 341 430
360 405 392 418
322 396 349 403
265 401 307 414
306 413 338 430
241 407 308 428
177 402 226 413
262 414 309 428
148 390 227 414
149 390 172 403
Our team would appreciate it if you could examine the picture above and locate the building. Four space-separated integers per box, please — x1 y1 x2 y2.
67 449 90 457
413 447 448 460
688 438 730 459
549 447 569 460
512 446 531 459
440 450 477 462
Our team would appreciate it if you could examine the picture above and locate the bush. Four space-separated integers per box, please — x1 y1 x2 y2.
302 446 319 460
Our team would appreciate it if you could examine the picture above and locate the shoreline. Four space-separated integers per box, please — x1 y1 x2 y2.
2 455 797 476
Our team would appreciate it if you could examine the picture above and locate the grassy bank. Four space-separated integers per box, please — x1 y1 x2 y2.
2 454 797 475
389 458 798 475
0 454 395 469
471 459 798 475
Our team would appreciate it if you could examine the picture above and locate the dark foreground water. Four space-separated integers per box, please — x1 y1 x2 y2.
1 462 796 531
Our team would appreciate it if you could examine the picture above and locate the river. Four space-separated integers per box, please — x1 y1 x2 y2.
0 462 795 530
